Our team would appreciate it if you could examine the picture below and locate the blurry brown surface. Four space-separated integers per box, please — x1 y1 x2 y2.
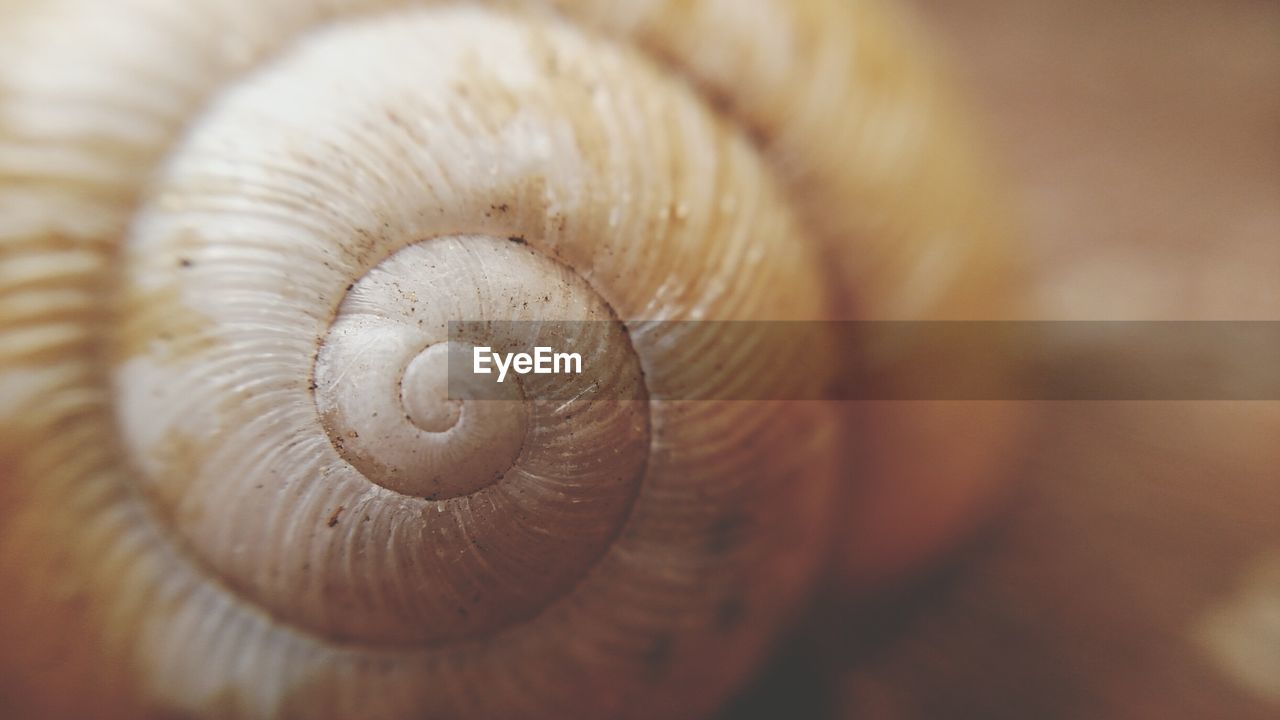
725 1 1280 718
932 0 1280 321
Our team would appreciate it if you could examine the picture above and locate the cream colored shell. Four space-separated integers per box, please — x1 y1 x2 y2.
0 1 1016 718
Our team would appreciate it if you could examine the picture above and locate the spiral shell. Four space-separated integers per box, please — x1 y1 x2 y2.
0 0 1016 718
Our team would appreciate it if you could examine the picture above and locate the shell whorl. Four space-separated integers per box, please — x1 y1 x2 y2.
0 1 1014 719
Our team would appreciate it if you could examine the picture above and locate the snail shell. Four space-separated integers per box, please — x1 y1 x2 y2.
0 0 1018 718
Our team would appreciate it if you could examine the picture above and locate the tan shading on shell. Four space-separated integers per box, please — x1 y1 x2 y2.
0 1 1017 718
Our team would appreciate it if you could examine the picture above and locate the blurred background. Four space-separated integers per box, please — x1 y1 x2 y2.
725 0 1280 717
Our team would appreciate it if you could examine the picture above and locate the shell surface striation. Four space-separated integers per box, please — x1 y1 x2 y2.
0 1 1017 718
